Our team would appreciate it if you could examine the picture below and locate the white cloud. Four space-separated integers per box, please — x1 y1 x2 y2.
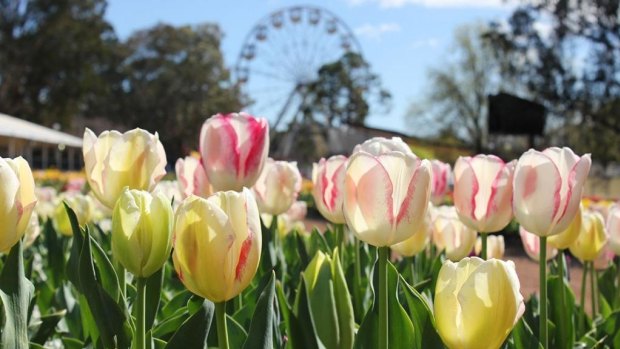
354 23 401 40
346 0 513 8
411 38 440 48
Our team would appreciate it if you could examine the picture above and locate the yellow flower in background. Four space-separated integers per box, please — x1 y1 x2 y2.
548 204 582 250
112 189 173 278
0 157 37 252
435 257 524 349
53 193 94 236
475 235 505 259
569 210 608 262
173 189 261 302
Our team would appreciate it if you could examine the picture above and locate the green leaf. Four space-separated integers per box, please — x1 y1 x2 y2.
353 260 414 349
332 250 355 349
89 233 121 302
227 315 248 348
61 337 85 349
290 278 324 349
144 267 164 332
510 318 543 349
0 240 34 349
42 219 64 287
399 275 443 349
243 271 276 349
164 299 214 349
547 275 575 349
30 309 66 345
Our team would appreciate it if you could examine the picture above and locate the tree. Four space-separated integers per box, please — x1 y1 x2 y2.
408 24 504 152
0 0 117 126
112 23 242 160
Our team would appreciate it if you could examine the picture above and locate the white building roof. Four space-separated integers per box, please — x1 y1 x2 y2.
0 113 82 147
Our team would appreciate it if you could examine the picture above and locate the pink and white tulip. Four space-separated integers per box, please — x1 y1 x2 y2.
520 226 558 262
475 235 505 259
253 158 302 216
454 155 516 233
199 112 269 192
607 203 620 256
431 206 477 261
175 156 212 199
312 155 347 224
430 160 451 205
344 137 431 247
513 147 591 237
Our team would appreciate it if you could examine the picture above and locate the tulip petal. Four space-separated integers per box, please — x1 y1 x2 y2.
551 155 591 234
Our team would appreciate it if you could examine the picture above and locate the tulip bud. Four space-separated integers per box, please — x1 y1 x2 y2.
253 158 302 215
548 204 582 250
475 235 505 259
432 206 477 261
391 203 432 257
430 160 451 205
83 128 167 208
513 147 591 237
607 204 620 256
0 157 37 252
569 210 608 262
343 138 431 247
435 257 524 349
312 155 347 224
112 189 173 278
199 112 269 192
175 156 212 199
454 155 515 233
172 189 261 302
520 226 557 262
53 193 94 236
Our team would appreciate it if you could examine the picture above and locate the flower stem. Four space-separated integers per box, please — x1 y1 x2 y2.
216 301 229 349
378 246 389 349
558 249 565 279
579 261 588 334
481 233 487 260
539 236 548 349
353 238 363 321
136 277 146 349
590 262 597 318
616 257 620 305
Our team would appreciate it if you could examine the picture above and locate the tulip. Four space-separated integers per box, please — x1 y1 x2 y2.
430 160 451 205
432 206 477 262
391 204 431 257
252 158 302 216
173 188 261 302
199 112 269 192
513 147 591 237
570 210 608 262
593 246 614 270
0 157 37 252
154 180 184 209
352 136 413 156
53 193 94 236
343 138 431 247
475 235 505 259
606 203 620 256
548 204 582 250
83 128 167 208
111 188 173 278
435 257 524 349
175 156 212 199
312 155 347 224
520 226 558 262
24 211 41 248
454 155 515 233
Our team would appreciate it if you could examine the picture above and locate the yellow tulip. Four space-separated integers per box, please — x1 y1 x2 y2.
0 157 37 252
172 188 262 302
435 257 524 349
83 128 167 208
569 210 608 262
53 193 94 236
432 206 477 261
112 189 173 277
548 204 582 250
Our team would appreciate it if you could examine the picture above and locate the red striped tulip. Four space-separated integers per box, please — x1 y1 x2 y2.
430 160 451 205
520 226 558 262
607 203 620 255
513 147 591 237
454 155 516 233
343 138 431 246
0 157 37 251
83 128 167 208
252 158 302 216
173 189 261 302
175 156 212 199
199 113 269 192
312 155 347 224
431 206 477 262
569 210 608 262
475 235 505 259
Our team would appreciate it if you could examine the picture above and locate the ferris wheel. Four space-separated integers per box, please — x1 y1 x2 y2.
234 6 367 130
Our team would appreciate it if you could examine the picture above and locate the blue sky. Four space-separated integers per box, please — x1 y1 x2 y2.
105 0 514 136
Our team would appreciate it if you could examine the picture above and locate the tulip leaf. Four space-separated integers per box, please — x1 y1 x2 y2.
294 231 311 269
305 252 339 349
289 278 324 349
399 275 443 349
0 240 34 349
547 275 575 349
243 271 276 349
43 219 65 287
164 299 214 349
510 318 543 349
144 267 164 332
30 309 66 345
353 260 415 349
89 233 120 302
332 249 355 349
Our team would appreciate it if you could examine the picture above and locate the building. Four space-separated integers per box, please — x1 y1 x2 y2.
0 113 83 170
